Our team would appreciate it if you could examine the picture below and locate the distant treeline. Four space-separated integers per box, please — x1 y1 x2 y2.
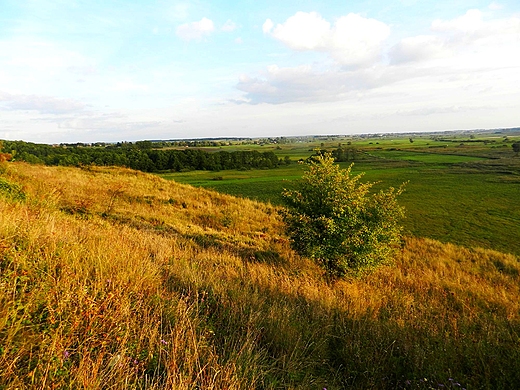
310 146 362 162
0 140 291 172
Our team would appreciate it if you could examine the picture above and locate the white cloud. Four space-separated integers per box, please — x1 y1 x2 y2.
264 12 390 67
432 9 485 35
389 35 448 64
431 9 520 44
389 10 520 63
239 6 520 106
0 91 85 114
222 19 237 32
236 64 394 104
270 12 331 50
262 19 274 34
488 2 503 10
329 13 390 66
396 105 489 117
0 37 97 98
176 17 214 41
53 114 162 133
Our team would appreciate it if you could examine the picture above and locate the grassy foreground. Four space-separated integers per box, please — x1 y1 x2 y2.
1 162 520 389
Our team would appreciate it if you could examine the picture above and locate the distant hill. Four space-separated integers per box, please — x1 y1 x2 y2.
1 162 519 389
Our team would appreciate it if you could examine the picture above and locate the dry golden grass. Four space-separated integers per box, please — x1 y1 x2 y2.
1 162 519 389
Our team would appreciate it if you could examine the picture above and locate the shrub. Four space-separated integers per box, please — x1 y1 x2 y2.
0 177 26 201
513 142 520 156
281 152 405 277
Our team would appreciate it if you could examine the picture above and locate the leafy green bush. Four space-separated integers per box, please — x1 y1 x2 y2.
513 142 520 156
0 177 26 201
281 153 405 277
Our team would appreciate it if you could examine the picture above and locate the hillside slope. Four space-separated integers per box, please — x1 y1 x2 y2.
1 162 519 389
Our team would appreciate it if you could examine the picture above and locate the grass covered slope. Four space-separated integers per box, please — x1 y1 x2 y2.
1 162 519 389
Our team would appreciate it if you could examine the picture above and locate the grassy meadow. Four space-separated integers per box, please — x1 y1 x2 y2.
1 159 520 388
161 132 520 256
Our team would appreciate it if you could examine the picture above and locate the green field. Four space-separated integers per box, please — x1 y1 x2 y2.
160 131 520 256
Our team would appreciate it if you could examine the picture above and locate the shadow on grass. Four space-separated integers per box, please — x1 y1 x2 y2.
162 269 520 389
185 233 285 266
102 211 287 266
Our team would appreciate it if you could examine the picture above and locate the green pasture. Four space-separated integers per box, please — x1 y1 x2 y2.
357 166 520 256
365 150 484 163
179 131 518 161
160 136 520 256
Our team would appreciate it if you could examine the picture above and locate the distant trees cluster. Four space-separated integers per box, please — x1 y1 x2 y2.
0 140 290 172
308 146 360 163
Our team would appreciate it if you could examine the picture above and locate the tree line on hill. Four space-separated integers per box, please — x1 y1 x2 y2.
0 140 291 172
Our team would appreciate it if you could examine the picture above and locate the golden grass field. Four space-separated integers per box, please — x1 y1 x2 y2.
1 162 519 389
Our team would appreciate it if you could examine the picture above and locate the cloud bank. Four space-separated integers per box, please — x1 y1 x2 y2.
0 92 86 114
239 9 520 105
263 12 390 67
176 17 215 41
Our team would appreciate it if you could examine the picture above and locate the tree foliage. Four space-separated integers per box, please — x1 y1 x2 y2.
0 141 12 163
281 153 405 277
513 142 520 156
0 140 290 173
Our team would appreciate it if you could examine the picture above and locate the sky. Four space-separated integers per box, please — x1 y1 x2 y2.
1 0 519 143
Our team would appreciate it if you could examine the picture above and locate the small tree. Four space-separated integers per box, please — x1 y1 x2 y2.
0 141 13 163
512 142 520 156
281 153 405 277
